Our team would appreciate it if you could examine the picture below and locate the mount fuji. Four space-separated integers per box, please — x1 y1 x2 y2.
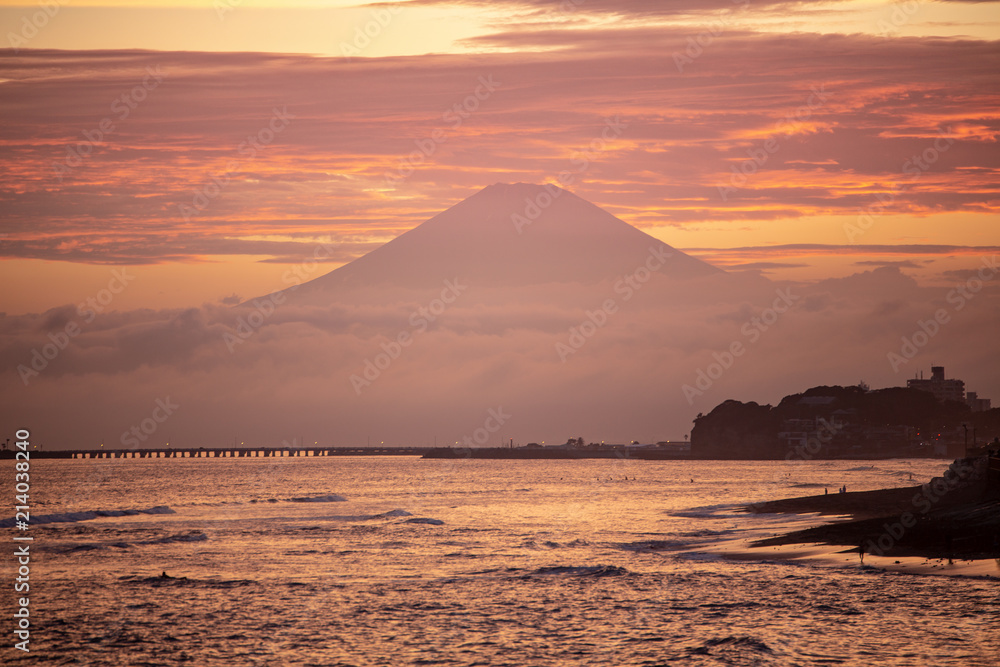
219 182 803 445
270 183 731 304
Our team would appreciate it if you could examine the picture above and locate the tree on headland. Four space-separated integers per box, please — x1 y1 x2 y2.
691 385 999 459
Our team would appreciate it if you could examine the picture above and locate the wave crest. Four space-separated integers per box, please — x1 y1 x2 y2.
0 505 175 528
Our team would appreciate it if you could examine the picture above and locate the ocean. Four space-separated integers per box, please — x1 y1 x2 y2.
4 456 999 666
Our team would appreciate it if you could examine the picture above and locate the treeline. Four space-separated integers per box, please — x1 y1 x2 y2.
691 385 1000 459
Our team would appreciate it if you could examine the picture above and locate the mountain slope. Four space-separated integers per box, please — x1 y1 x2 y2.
282 183 723 300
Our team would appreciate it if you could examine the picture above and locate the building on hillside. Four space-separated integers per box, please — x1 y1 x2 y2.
966 391 992 412
906 366 965 404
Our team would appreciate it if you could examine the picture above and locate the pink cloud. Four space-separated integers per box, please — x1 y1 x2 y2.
0 31 997 264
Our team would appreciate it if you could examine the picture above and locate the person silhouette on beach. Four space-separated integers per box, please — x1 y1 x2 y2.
859 541 865 565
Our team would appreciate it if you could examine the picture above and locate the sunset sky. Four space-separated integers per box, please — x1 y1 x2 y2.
1 0 998 312
1 1 999 448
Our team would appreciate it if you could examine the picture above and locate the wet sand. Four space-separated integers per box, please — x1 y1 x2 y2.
742 468 1000 562
723 539 1000 578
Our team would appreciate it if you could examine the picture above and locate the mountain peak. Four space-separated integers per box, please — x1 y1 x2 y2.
483 181 552 190
479 181 569 196
282 183 724 298
419 182 641 240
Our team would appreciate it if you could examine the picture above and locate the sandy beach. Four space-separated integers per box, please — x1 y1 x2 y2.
724 456 1000 576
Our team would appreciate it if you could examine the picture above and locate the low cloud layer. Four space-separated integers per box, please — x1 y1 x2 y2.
3 261 998 449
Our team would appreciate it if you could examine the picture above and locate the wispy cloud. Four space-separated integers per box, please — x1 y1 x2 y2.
1 33 997 266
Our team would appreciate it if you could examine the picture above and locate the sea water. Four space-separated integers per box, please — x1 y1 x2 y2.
3 456 998 666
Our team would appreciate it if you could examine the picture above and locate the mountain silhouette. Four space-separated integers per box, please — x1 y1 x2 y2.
273 183 725 303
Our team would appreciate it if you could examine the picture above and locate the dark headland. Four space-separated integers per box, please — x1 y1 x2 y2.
746 454 1000 560
424 377 1000 460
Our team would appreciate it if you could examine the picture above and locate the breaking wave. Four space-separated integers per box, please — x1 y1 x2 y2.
287 494 347 503
528 565 631 577
689 635 774 656
44 530 208 554
668 504 740 519
0 505 175 528
141 530 209 545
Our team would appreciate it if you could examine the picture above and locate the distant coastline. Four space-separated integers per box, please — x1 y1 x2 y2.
3 444 979 461
419 445 951 461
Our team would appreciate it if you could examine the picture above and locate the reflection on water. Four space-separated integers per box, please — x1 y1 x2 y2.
5 457 999 666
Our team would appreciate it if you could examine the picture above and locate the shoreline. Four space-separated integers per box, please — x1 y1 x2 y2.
740 456 1000 562
719 540 1000 579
